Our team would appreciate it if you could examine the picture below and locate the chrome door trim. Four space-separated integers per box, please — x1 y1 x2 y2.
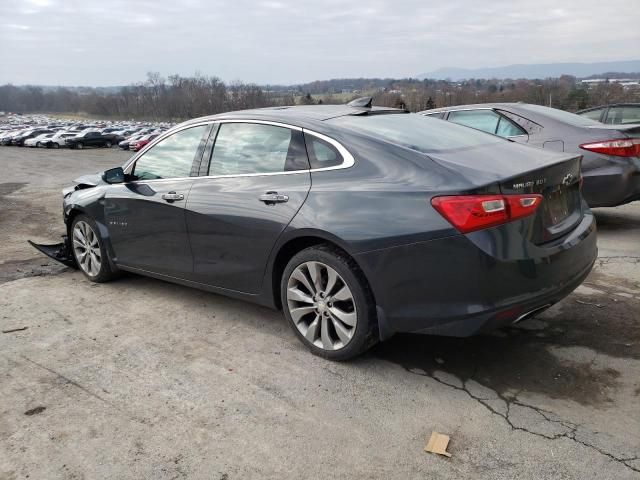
123 118 356 181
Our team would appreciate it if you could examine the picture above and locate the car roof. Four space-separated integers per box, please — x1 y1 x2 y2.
180 104 407 130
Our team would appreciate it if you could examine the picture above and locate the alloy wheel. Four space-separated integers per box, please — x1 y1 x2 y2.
286 261 357 350
72 221 102 276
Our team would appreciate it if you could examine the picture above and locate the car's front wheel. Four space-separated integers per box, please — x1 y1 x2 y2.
70 215 117 283
281 245 378 360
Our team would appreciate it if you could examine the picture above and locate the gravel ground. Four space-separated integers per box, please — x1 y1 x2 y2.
1 146 639 479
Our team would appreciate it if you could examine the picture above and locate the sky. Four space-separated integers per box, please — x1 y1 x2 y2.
0 0 639 86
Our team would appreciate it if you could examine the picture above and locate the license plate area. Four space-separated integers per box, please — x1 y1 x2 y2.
546 187 570 225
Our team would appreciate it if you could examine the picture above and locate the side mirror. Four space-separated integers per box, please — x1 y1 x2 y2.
103 167 125 184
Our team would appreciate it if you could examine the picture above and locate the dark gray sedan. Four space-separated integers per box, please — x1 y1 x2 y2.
420 103 640 207
32 103 597 360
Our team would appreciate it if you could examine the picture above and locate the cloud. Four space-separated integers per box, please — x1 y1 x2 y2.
0 0 638 86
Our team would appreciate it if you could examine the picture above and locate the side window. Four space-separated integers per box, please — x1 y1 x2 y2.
447 110 500 135
133 125 208 180
580 108 604 122
208 123 308 176
497 110 543 135
304 133 344 169
495 115 526 136
606 106 640 125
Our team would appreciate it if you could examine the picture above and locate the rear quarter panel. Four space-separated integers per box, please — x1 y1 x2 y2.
287 133 464 253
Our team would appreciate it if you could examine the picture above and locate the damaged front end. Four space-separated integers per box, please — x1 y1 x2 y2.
29 236 77 269
28 172 105 269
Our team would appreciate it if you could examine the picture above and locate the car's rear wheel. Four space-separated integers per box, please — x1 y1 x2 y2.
71 215 117 283
281 245 378 360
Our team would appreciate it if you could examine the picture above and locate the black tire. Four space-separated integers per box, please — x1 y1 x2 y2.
105 141 112 148
76 142 83 149
281 244 378 361
52 142 59 149
70 214 118 283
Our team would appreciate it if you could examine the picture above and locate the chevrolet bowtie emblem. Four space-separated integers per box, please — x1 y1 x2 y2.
562 173 574 187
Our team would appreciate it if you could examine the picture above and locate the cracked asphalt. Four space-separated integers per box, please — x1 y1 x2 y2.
1 147 639 479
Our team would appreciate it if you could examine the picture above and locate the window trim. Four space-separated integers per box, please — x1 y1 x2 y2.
123 119 355 182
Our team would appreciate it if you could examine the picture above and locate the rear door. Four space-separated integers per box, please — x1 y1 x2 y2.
185 121 311 293
105 123 210 277
86 132 101 146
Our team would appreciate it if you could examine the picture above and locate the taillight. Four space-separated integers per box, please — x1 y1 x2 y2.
579 138 640 157
431 194 543 233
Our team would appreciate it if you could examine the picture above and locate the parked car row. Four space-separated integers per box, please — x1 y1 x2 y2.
0 114 172 150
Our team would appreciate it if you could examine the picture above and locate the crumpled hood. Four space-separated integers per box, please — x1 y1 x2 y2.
63 173 105 196
73 173 104 187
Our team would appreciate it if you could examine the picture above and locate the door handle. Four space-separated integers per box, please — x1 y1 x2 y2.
162 192 184 202
259 192 289 204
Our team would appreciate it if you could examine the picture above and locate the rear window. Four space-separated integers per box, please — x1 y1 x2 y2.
327 113 502 153
518 104 602 127
606 106 640 125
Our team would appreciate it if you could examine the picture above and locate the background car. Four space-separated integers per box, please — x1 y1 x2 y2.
130 133 160 151
24 132 54 147
420 103 640 207
576 103 640 125
45 131 78 148
33 103 597 360
65 131 115 149
0 129 25 145
11 128 53 146
118 134 143 150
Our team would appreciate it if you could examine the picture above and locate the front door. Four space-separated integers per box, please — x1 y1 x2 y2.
105 123 210 277
185 121 311 293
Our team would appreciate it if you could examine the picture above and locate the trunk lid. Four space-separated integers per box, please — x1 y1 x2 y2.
499 156 582 244
585 124 640 141
427 141 584 244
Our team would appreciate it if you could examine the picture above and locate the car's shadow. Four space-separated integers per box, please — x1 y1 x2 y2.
369 281 638 406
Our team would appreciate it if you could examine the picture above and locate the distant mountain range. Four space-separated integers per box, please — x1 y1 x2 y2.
418 60 640 81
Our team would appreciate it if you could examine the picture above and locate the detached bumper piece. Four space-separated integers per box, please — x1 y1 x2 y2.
28 236 77 269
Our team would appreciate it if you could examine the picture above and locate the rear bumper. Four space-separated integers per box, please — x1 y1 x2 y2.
582 160 640 207
355 211 597 338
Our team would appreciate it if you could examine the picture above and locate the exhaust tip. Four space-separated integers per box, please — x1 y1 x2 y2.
512 304 551 324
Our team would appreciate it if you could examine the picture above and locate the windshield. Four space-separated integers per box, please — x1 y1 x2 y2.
518 104 603 127
327 113 503 154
